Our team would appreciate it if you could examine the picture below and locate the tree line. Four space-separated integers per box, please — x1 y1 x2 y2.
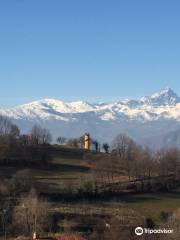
0 115 53 166
88 134 180 193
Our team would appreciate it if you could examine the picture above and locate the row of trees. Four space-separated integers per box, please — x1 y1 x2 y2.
0 115 52 146
89 134 180 193
0 115 109 152
0 114 111 150
0 116 54 166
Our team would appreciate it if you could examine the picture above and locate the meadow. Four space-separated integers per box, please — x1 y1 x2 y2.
7 147 180 227
1 144 180 239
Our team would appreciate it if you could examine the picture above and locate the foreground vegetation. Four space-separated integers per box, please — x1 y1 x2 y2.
0 116 180 239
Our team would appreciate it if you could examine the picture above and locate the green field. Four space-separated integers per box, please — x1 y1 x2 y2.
35 147 180 224
119 192 180 222
3 146 180 231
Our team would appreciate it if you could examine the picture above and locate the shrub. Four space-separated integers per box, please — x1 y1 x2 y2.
159 211 170 222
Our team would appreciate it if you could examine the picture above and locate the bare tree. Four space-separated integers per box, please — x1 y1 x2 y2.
10 124 20 139
78 136 84 149
19 134 30 146
112 134 135 157
102 143 110 154
0 116 20 144
92 139 100 152
13 189 51 237
0 117 20 159
30 125 42 145
10 169 34 196
112 134 137 180
155 150 170 177
56 136 66 145
0 115 12 135
30 125 52 145
0 200 11 240
41 128 52 144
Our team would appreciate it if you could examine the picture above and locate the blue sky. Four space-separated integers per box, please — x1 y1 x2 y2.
0 0 180 107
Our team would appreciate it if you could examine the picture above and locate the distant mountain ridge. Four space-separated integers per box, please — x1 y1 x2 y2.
1 87 180 149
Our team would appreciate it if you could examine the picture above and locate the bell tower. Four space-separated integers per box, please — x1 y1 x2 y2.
84 133 90 150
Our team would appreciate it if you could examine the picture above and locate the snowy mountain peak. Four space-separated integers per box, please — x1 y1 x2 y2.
151 87 178 99
13 98 96 117
16 98 71 113
68 101 95 112
1 87 180 148
140 87 180 106
1 87 180 123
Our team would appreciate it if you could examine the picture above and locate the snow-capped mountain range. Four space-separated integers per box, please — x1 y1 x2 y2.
1 87 180 149
2 87 180 121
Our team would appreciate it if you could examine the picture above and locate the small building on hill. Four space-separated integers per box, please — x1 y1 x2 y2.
84 133 90 150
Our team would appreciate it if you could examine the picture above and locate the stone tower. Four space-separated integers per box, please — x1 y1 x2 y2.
84 133 90 150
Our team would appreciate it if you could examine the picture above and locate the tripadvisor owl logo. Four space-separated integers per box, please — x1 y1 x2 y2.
135 227 173 235
135 227 144 236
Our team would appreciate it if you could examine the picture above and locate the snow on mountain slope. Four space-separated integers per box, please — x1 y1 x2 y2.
1 87 180 122
1 87 180 148
68 101 96 112
140 87 180 106
0 99 96 121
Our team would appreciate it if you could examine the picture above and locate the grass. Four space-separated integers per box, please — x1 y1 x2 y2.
2 146 180 229
124 191 180 222
43 149 180 223
51 192 180 223
34 153 91 193
46 148 180 223
1 147 91 193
